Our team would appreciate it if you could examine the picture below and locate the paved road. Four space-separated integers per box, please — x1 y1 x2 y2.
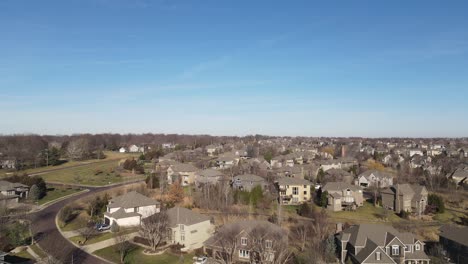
28 180 143 264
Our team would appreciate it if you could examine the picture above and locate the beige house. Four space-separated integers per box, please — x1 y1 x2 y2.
167 163 199 186
323 182 364 212
166 207 213 251
381 184 428 215
276 177 312 204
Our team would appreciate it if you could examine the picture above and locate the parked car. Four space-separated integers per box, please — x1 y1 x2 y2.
194 256 207 264
95 223 110 232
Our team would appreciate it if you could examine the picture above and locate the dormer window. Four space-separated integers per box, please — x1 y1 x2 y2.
241 237 247 246
376 252 381 260
346 189 351 195
391 245 399 255
265 240 272 249
415 244 420 251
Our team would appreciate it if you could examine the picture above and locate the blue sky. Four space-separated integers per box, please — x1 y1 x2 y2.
1 0 467 137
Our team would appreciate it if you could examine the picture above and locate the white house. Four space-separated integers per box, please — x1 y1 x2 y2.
104 191 160 227
129 145 142 153
166 207 213 250
356 170 394 188
119 147 127 153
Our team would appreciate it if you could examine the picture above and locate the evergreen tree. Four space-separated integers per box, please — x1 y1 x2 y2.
29 184 40 201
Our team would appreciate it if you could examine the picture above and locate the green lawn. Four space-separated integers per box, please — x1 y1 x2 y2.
327 201 402 224
95 245 195 264
8 248 34 262
38 159 144 186
69 228 137 245
30 244 48 259
38 187 83 205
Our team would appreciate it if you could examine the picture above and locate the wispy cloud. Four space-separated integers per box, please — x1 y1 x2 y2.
178 55 232 79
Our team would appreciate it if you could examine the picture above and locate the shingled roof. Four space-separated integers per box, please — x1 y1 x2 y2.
108 191 160 209
167 207 211 228
276 177 311 186
0 180 28 192
104 208 141 219
440 224 468 246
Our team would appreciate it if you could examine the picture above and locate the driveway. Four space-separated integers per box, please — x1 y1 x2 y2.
28 180 143 264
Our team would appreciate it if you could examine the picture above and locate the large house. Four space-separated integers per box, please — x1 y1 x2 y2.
323 182 364 212
381 184 428 215
357 170 394 188
204 220 288 263
232 174 268 192
336 223 430 264
104 191 160 227
0 180 29 205
439 225 468 264
275 177 312 204
194 169 226 187
167 163 199 186
166 207 213 250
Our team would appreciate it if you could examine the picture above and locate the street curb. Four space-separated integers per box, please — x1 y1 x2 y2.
39 189 89 209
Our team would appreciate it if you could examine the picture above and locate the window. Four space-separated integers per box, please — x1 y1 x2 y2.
391 245 399 255
304 191 307 195
376 252 381 260
181 235 185 241
241 237 247 246
415 244 420 251
239 249 250 258
405 245 411 252
303 185 307 188
180 225 184 231
292 187 299 195
265 240 272 249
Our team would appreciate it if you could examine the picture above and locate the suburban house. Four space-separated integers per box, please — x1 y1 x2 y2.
118 147 127 153
216 154 239 169
129 144 143 153
0 180 29 205
357 170 394 188
275 177 312 204
167 163 199 186
447 166 468 186
325 168 354 184
439 225 468 264
381 184 428 215
166 207 213 251
232 174 268 191
205 145 221 157
104 191 160 227
204 220 287 263
195 169 226 187
162 143 175 149
336 223 430 264
322 182 364 211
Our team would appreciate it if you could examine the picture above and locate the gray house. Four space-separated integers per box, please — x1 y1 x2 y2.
0 180 29 205
439 225 468 264
232 174 267 192
381 184 428 215
323 182 364 212
336 224 430 264
357 170 394 188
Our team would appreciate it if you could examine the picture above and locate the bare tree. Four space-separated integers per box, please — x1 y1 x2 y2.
214 223 242 264
67 138 90 161
139 210 169 252
249 225 292 264
78 223 98 244
291 222 312 252
113 230 132 263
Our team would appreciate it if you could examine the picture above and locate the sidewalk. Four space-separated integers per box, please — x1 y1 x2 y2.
81 232 139 253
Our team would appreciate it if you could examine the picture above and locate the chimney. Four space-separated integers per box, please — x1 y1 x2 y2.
336 222 343 233
341 145 347 158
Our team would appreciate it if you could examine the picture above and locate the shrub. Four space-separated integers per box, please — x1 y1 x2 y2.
111 222 120 233
428 194 445 214
59 206 74 224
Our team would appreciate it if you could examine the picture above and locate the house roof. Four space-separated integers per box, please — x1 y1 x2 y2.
340 224 417 248
358 170 394 180
0 180 29 192
104 208 141 219
197 169 224 178
233 174 265 183
322 182 361 192
108 191 160 209
167 207 211 228
439 224 468 246
276 177 311 186
170 163 198 172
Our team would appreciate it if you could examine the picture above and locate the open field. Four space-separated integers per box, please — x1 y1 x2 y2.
37 159 145 186
0 151 138 178
95 244 195 264
38 187 83 205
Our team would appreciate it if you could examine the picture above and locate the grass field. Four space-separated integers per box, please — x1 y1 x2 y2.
327 201 402 224
0 151 138 178
30 244 48 259
38 159 145 186
95 245 195 264
7 248 34 263
38 187 83 205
